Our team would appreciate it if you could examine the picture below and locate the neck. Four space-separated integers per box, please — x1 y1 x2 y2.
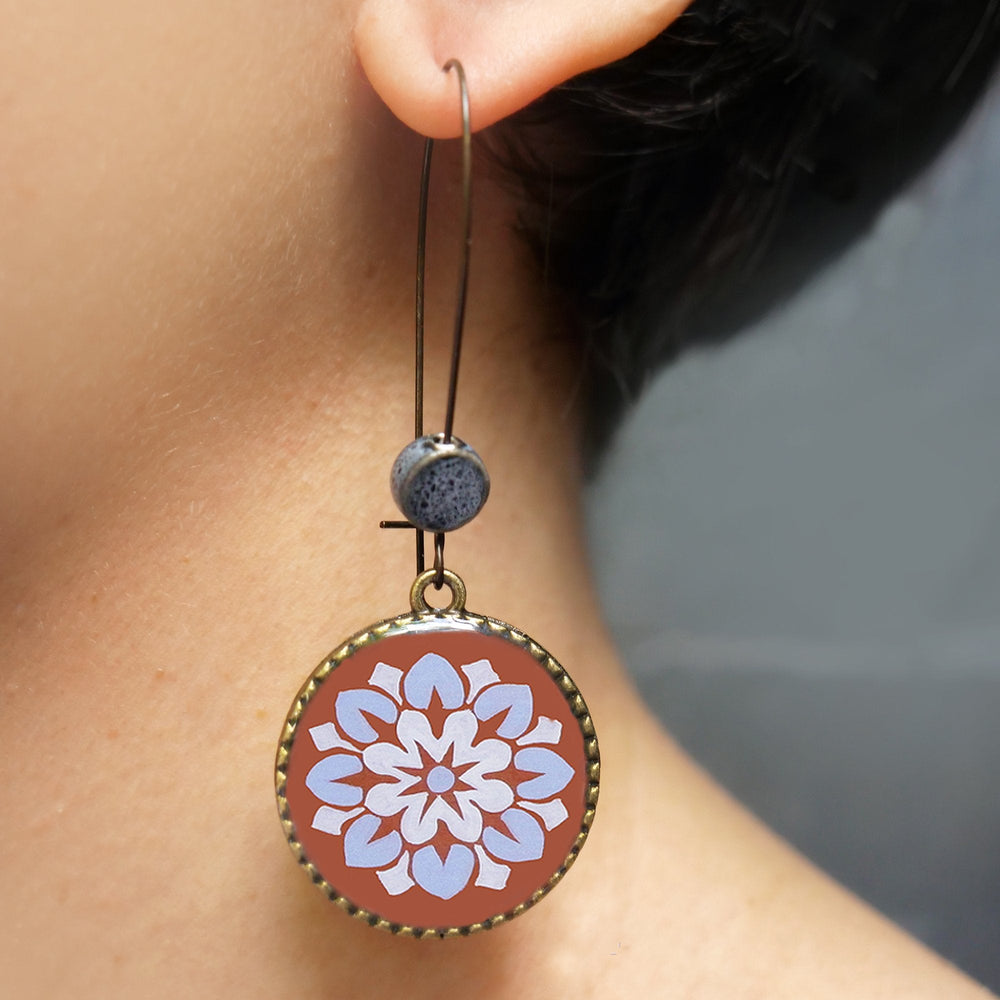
0 145 621 699
0 140 648 990
1 124 982 1000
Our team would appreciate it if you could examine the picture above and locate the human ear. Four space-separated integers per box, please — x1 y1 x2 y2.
354 0 691 136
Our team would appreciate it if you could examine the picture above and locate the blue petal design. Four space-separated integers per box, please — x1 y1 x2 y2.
411 844 475 899
403 653 465 710
514 747 574 801
335 688 398 743
473 684 533 739
481 808 544 863
304 753 363 806
343 814 403 869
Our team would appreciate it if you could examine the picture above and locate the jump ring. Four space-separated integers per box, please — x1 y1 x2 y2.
410 568 467 613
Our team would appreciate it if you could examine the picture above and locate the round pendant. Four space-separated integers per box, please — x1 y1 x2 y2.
275 571 600 937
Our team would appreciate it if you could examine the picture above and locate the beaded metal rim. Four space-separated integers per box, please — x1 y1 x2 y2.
275 608 600 938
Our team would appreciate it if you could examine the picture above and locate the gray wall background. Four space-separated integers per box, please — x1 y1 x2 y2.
586 73 1000 987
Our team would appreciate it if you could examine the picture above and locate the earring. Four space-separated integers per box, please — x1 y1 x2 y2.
275 61 600 938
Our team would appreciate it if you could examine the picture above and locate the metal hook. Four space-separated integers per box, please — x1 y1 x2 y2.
440 57 472 446
381 59 473 587
433 532 446 589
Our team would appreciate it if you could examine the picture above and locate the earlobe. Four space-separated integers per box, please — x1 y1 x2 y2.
355 0 692 138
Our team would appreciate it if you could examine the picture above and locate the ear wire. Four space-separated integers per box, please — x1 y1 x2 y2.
381 60 474 587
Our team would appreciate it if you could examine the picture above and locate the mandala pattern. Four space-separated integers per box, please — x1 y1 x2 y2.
302 652 576 900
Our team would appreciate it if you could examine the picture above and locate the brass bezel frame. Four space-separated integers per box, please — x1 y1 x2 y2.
275 607 600 938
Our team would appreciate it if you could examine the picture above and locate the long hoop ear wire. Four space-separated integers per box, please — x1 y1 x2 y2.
381 59 472 586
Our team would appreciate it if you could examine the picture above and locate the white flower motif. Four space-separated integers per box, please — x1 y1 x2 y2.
363 709 513 844
304 651 576 900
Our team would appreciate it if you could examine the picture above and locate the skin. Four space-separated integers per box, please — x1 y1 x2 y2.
0 2 994 997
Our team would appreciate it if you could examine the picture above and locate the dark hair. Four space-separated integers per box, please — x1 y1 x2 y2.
494 0 1000 450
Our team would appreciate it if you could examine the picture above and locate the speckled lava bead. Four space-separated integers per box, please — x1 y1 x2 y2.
390 433 490 533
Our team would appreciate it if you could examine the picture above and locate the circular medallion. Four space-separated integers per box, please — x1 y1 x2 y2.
275 604 599 937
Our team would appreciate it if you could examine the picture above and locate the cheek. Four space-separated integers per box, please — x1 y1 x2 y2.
1 1 330 360
0 0 365 538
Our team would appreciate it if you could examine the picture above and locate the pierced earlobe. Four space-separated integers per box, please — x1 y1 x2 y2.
354 0 693 136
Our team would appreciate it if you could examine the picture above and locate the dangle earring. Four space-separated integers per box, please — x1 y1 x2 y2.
275 61 599 937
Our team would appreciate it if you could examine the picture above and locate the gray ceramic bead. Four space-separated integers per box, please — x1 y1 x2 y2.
390 433 490 533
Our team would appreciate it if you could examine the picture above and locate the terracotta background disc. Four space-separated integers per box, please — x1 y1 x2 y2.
276 612 599 934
